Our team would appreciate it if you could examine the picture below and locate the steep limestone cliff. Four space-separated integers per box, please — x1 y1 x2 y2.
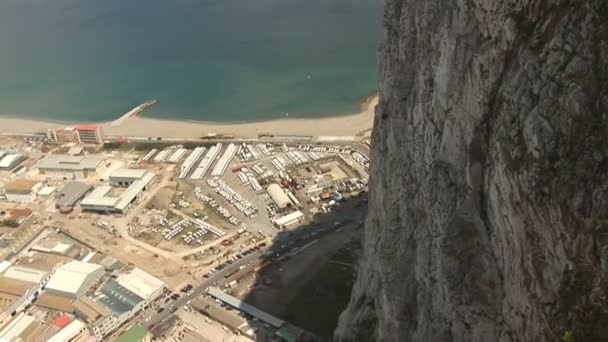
336 1 608 341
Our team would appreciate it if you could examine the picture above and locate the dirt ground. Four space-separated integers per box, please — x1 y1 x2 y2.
56 217 191 289
145 184 177 210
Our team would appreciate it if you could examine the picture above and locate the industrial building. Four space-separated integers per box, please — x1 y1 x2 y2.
0 152 26 171
272 210 305 229
3 266 50 286
44 261 104 298
37 186 57 197
54 182 93 210
0 261 11 274
81 171 156 214
0 313 37 341
96 280 144 318
73 296 115 340
67 146 84 156
6 208 34 226
35 292 75 313
116 268 165 301
48 319 90 342
109 168 148 187
3 179 42 203
92 280 146 339
36 155 106 179
0 312 59 341
0 277 39 319
267 183 292 209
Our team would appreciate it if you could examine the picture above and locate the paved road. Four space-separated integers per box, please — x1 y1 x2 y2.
146 248 265 328
144 202 367 330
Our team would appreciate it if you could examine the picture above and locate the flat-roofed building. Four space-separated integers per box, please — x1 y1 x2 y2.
79 186 118 213
54 182 93 210
75 125 104 145
13 252 72 273
81 172 156 215
7 208 34 226
109 169 148 187
73 296 114 341
3 179 42 203
35 293 75 312
36 155 106 179
73 297 112 324
116 268 165 302
37 186 57 197
45 261 104 298
67 146 84 156
191 297 246 332
206 287 285 328
48 319 90 342
272 210 305 229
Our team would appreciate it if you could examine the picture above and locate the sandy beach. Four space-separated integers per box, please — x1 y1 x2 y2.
0 96 377 139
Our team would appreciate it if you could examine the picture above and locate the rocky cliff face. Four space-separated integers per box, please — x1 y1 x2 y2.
336 1 608 341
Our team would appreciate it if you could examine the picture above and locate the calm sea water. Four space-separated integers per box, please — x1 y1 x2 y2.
0 0 381 122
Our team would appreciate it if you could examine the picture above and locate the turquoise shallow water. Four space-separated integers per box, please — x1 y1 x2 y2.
0 0 381 122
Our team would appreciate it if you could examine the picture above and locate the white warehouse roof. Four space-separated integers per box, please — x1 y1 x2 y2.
0 313 36 340
267 184 292 209
0 154 23 168
116 268 165 300
273 210 304 227
3 266 49 284
36 155 104 171
45 261 103 295
109 168 148 180
0 261 12 274
48 319 86 342
80 186 118 207
114 172 155 211
37 186 57 196
81 172 155 212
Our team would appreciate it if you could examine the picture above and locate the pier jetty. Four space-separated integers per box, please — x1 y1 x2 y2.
111 99 158 126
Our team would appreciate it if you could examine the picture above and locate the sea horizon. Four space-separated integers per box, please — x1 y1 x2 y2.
0 0 381 123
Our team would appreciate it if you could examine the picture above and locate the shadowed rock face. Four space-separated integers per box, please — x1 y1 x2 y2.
335 1 608 341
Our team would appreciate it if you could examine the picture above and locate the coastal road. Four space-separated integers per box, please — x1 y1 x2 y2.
146 248 266 329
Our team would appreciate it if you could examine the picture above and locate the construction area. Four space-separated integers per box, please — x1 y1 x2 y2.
0 133 371 341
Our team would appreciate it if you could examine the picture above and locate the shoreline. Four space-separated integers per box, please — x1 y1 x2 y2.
0 94 378 139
